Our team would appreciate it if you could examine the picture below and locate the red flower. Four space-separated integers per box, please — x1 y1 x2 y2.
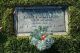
41 34 46 40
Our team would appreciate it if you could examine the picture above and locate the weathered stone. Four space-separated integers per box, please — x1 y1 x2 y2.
14 6 68 36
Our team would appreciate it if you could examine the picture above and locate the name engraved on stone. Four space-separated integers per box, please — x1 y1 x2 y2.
14 6 66 33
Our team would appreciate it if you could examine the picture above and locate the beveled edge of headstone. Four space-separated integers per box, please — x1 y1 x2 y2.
17 33 30 36
17 32 68 36
65 9 68 34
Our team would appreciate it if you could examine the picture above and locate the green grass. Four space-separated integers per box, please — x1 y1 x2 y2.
0 0 80 53
0 20 1 27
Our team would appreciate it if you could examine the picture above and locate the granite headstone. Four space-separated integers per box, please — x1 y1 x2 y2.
14 6 66 34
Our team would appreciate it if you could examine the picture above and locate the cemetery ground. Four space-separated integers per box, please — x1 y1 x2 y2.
0 21 80 53
1 32 80 53
0 0 80 53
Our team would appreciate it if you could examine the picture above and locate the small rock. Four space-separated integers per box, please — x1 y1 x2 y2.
0 27 2 32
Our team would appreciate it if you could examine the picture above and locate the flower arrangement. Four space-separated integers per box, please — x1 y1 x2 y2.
30 26 54 51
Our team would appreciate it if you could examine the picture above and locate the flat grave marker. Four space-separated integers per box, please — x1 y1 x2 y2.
14 6 68 36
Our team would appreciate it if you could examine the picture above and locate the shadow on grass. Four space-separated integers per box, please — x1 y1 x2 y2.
0 32 7 44
40 45 59 53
